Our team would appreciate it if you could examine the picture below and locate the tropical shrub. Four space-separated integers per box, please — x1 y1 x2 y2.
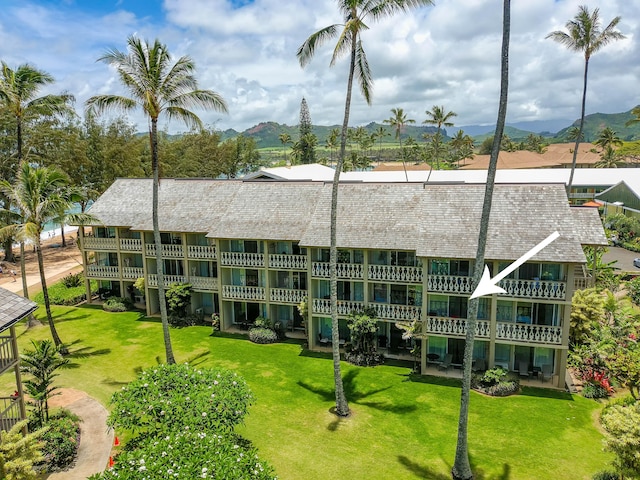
102 297 133 312
345 311 384 367
38 409 80 473
628 277 640 306
107 363 253 434
90 430 276 480
168 312 200 327
591 471 619 480
61 272 83 288
471 367 520 397
165 282 193 317
253 316 273 329
581 381 610 399
0 419 47 480
249 327 278 344
600 398 640 478
33 279 97 306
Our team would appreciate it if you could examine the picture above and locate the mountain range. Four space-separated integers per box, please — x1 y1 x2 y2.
218 108 640 149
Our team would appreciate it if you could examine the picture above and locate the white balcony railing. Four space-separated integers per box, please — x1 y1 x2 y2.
190 276 217 291
425 316 490 338
496 322 562 345
187 245 217 260
145 244 185 258
311 298 365 316
368 265 423 283
119 238 142 251
427 274 474 294
86 264 119 278
122 267 144 279
221 285 266 301
373 303 422 321
269 254 307 270
83 237 117 250
0 397 22 432
311 262 364 279
147 274 187 287
498 279 566 300
0 336 16 373
270 288 307 304
220 252 265 268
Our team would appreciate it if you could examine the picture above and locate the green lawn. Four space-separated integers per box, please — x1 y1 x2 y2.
3 305 612 479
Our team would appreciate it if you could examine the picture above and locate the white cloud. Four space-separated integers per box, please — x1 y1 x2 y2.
0 0 637 134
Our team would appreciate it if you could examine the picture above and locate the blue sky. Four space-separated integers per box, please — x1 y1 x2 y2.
1 0 639 133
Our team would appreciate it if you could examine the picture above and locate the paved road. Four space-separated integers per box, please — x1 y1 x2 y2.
602 246 640 274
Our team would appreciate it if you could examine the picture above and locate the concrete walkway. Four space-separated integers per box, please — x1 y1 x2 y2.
47 389 113 479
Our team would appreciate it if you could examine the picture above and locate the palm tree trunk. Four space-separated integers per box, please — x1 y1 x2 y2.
328 34 359 418
151 118 176 365
452 2 510 479
399 136 409 182
19 242 28 298
35 239 66 353
60 224 66 247
566 57 589 197
436 127 441 170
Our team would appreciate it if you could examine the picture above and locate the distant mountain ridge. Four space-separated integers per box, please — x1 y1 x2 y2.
215 107 640 149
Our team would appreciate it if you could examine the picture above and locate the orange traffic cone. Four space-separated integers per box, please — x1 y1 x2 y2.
109 456 114 468
114 436 120 446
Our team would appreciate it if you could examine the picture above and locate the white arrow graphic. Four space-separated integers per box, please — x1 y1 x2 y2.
470 231 561 300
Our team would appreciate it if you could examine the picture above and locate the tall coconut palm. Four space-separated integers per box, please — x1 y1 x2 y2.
374 125 390 163
424 105 457 169
297 0 434 417
546 6 624 196
383 107 415 181
86 36 228 365
279 132 292 164
0 62 73 268
325 128 340 166
0 164 93 354
452 2 510 479
594 127 622 152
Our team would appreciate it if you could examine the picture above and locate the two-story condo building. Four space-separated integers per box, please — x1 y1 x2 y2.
81 179 607 389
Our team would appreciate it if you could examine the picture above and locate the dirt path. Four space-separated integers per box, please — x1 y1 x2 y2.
46 389 113 479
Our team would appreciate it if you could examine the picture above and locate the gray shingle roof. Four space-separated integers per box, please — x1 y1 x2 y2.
87 179 603 263
0 288 37 332
570 207 609 246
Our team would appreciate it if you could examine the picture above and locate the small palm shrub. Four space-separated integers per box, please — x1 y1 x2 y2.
249 327 278 344
61 272 83 288
103 297 133 312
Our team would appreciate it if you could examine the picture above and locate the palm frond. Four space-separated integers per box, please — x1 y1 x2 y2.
85 95 137 116
168 90 229 114
165 107 204 131
297 25 340 67
354 38 373 105
366 0 434 22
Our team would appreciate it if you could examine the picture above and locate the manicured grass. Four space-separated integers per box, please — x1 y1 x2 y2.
3 305 612 479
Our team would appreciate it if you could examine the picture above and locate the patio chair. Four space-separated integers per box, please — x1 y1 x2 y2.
518 360 530 378
541 364 553 383
472 358 486 372
437 354 453 372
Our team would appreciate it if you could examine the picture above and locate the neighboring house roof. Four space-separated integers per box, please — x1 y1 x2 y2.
245 164 636 188
87 179 605 263
0 288 37 333
596 179 640 212
459 143 601 170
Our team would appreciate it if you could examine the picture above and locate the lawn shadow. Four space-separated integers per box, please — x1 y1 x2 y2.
64 344 112 368
297 349 332 360
519 385 574 401
401 372 462 389
397 454 511 480
298 369 417 419
182 349 210 366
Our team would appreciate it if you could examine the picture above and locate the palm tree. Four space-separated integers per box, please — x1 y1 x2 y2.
86 36 228 365
452 2 510 479
0 62 73 269
595 145 625 168
325 128 340 166
424 105 457 170
384 107 415 181
594 127 622 152
279 132 292 164
449 130 475 166
20 339 68 426
297 0 434 417
374 125 390 163
0 164 93 353
546 6 624 196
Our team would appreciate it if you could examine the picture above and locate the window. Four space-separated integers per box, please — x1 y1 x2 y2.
372 283 388 303
391 251 416 266
428 336 446 359
390 284 407 304
496 300 513 322
430 260 449 275
428 295 448 316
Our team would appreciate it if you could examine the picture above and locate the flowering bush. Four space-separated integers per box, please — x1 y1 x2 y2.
90 431 276 480
37 409 80 473
249 327 278 344
107 364 254 435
